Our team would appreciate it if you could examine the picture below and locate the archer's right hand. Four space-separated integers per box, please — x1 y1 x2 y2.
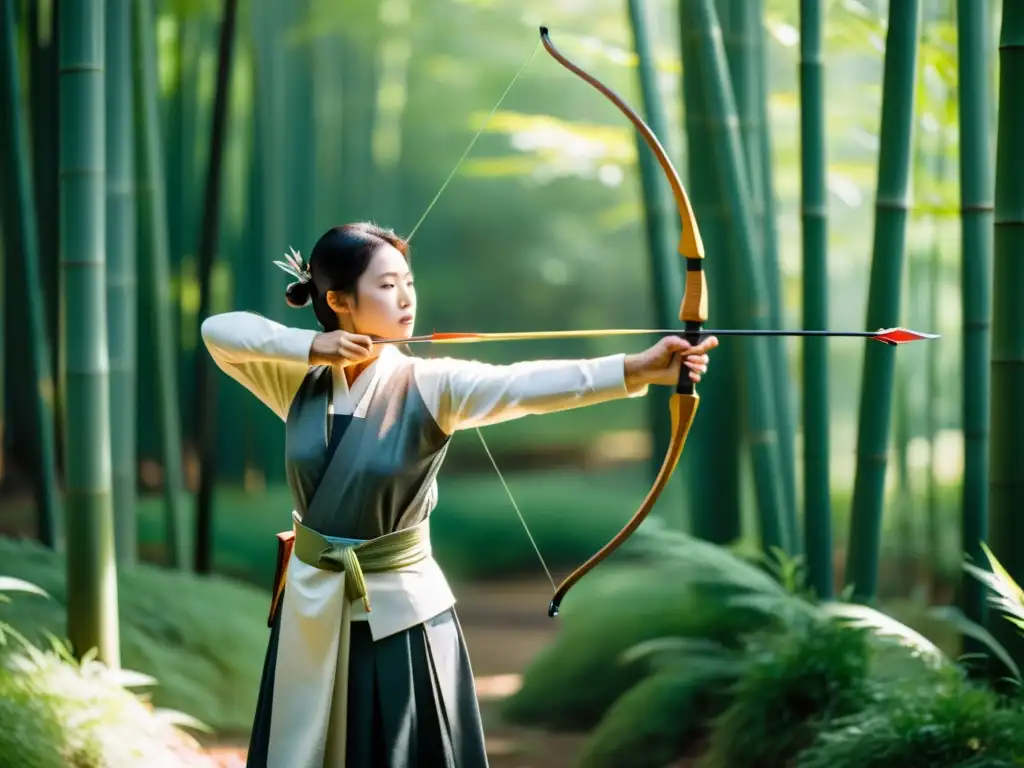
309 330 375 366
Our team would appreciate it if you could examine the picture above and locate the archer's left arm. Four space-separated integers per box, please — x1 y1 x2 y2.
414 353 649 435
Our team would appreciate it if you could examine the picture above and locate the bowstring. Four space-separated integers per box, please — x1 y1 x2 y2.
406 38 542 241
406 36 556 592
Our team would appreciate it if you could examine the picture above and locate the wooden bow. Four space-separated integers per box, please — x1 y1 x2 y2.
404 27 939 618
538 27 707 617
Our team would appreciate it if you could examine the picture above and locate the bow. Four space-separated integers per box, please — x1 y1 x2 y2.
405 27 935 618
537 27 706 617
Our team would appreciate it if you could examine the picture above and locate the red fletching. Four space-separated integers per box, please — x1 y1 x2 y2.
872 327 938 345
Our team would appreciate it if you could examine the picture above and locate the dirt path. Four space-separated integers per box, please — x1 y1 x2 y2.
457 579 589 768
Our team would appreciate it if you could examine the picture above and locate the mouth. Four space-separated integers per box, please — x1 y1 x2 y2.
398 315 414 326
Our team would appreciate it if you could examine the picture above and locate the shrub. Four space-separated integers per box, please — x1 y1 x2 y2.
797 667 1024 768
501 558 773 732
570 529 960 768
699 616 874 768
573 646 737 768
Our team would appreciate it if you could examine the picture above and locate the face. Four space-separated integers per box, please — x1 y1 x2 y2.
327 244 416 340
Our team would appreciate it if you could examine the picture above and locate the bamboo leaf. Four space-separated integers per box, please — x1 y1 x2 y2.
980 541 1024 603
153 708 214 733
105 667 159 689
820 602 947 666
0 576 50 598
620 636 734 666
926 605 1021 680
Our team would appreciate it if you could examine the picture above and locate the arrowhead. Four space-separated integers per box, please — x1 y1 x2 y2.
872 327 940 345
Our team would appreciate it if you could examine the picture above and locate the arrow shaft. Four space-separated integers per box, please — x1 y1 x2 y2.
375 328 938 345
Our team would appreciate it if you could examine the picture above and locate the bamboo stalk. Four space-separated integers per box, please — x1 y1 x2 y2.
955 0 993 648
681 0 743 545
105 0 137 565
251 2 288 484
28 0 61 381
193 0 239 574
1 0 63 549
845 0 922 603
59 0 120 666
132 0 190 569
626 0 686 499
753 0 799 548
988 0 1024 669
799 0 833 597
682 0 789 555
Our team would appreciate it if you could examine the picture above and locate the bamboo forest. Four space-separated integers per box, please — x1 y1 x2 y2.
1 0 1022 765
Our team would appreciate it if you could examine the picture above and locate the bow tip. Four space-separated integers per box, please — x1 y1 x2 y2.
548 598 560 618
539 25 550 37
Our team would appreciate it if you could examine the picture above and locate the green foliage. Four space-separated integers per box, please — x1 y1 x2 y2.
573 663 725 768
0 536 268 735
700 617 874 768
500 560 772 731
562 531 972 768
0 574 207 767
0 659 67 768
797 668 1024 768
966 542 1024 641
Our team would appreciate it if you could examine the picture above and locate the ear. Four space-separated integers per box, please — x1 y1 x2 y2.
325 290 351 315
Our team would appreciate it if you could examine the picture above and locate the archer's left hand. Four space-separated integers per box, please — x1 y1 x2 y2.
625 335 719 388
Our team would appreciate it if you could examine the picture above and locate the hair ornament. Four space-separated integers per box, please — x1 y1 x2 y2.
273 246 311 283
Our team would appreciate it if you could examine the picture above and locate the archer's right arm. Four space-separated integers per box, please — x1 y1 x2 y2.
201 311 318 420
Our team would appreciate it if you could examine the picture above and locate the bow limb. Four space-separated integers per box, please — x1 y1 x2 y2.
540 26 708 617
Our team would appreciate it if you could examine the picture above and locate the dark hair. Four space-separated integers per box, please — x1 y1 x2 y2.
286 222 411 330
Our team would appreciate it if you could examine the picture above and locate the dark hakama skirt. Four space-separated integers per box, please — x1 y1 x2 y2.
246 597 490 767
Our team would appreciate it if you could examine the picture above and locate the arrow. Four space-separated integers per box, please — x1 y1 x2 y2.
374 327 938 346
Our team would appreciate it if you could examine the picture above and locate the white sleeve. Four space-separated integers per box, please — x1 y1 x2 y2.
413 353 649 435
201 311 319 421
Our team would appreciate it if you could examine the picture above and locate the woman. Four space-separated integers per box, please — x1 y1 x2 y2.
201 222 717 767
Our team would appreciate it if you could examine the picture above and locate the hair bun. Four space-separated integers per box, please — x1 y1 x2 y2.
284 280 311 308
